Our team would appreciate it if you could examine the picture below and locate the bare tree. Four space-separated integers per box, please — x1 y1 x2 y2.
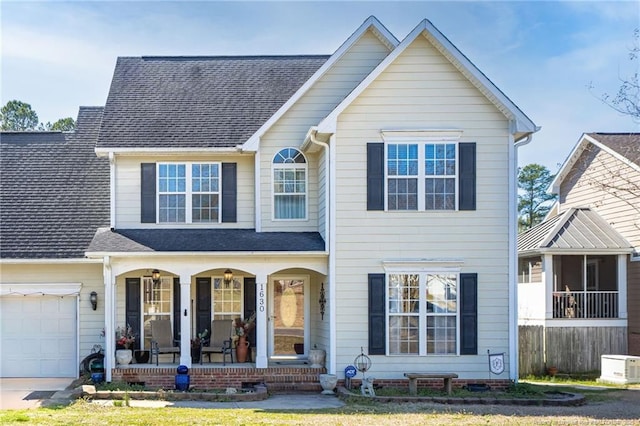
573 137 640 233
582 29 640 232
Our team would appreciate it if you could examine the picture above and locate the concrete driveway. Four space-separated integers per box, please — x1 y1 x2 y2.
0 378 75 409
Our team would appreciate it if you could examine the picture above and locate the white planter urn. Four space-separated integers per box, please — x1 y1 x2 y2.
116 349 133 365
319 373 338 395
308 348 326 369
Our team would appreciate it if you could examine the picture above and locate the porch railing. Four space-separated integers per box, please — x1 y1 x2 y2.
552 291 618 319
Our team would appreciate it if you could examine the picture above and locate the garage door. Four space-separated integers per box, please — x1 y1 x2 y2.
0 296 77 377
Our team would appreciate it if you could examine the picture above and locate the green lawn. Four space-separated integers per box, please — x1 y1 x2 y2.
1 380 638 425
0 390 635 426
0 401 587 426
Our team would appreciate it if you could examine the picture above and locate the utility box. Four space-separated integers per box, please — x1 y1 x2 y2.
599 355 640 384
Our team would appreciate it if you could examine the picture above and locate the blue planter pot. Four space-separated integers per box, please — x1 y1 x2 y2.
91 372 104 384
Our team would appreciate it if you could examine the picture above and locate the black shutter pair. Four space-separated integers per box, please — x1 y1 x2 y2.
141 163 237 223
367 273 478 355
367 142 476 211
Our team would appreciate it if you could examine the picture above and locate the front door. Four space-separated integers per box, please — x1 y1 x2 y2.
269 276 309 359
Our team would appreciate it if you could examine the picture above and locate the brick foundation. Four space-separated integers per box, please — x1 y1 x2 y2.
110 367 510 392
111 366 325 391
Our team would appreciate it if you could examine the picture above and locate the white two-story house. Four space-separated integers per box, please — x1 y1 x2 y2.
1 16 538 390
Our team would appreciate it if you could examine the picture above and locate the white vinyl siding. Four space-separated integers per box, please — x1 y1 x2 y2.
332 34 512 376
114 155 254 229
260 30 392 232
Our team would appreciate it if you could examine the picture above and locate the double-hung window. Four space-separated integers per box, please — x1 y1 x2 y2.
158 162 220 223
272 148 307 220
387 272 458 355
212 277 243 321
386 143 457 211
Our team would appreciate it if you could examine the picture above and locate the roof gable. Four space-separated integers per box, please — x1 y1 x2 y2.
518 207 633 254
549 133 640 194
317 19 538 137
242 16 398 151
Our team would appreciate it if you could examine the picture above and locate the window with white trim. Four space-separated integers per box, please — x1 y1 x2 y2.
272 148 307 220
387 272 458 355
142 276 173 350
387 143 457 210
158 162 220 223
212 277 243 320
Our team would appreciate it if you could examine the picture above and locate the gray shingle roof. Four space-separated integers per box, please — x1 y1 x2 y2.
587 133 640 167
87 228 326 253
518 207 633 254
97 55 329 149
0 107 110 259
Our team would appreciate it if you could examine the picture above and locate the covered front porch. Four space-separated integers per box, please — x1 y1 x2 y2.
518 208 633 323
87 228 330 383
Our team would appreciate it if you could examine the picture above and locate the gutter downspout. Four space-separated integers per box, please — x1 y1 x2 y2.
109 153 116 229
309 129 336 374
509 133 533 382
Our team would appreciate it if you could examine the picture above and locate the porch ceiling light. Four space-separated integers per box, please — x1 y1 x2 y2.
224 269 233 286
89 291 98 311
152 269 161 284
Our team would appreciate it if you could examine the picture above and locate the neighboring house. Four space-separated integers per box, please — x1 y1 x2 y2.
518 133 639 375
1 17 538 388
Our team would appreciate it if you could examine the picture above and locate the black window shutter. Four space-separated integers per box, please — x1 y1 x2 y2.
458 143 476 211
244 277 257 348
196 278 212 338
125 278 141 350
222 163 237 222
460 273 478 355
367 143 384 211
173 277 181 341
368 273 386 355
141 163 157 223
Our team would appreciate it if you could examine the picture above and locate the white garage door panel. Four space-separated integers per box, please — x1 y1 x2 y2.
1 296 77 378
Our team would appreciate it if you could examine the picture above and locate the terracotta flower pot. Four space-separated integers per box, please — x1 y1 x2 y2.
236 336 249 363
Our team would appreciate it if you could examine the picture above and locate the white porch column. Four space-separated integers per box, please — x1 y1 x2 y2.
255 273 268 368
618 254 628 319
544 254 554 320
179 276 191 367
104 257 115 382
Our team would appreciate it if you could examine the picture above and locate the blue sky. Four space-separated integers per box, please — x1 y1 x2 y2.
2 1 638 170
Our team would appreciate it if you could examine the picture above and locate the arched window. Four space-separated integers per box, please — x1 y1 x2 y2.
272 148 307 220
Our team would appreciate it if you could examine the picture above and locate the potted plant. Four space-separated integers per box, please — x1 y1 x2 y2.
115 324 136 365
191 329 208 363
115 324 136 349
233 312 256 362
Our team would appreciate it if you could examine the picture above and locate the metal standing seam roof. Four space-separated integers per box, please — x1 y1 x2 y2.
518 207 633 254
96 55 330 149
